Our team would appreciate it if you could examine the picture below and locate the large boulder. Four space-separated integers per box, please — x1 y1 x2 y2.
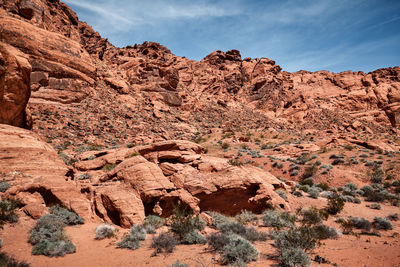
0 43 31 128
0 124 92 219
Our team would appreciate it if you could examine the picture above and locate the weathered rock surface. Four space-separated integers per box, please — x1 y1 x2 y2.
0 124 92 219
0 42 31 128
73 140 289 226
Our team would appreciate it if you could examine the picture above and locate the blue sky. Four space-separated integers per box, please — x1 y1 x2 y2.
63 0 400 73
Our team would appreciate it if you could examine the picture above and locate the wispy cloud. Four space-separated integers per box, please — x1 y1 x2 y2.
64 0 240 30
63 0 400 73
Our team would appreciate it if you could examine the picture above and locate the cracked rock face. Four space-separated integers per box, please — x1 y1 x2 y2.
0 126 289 227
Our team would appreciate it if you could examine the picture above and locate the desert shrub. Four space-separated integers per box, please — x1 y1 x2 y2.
235 210 258 225
276 189 288 201
369 203 381 210
300 178 314 186
342 195 357 203
278 247 311 267
207 232 230 252
348 217 372 231
311 224 340 240
29 214 76 257
336 218 354 234
290 170 299 176
307 188 319 199
181 230 206 244
143 215 165 233
117 235 140 250
353 197 361 204
221 142 230 150
370 168 384 184
325 196 345 215
130 224 147 241
206 211 233 228
293 191 303 197
392 180 400 186
299 185 310 193
0 181 10 193
144 224 156 234
77 173 90 180
49 206 84 225
274 227 316 252
360 185 374 196
262 210 295 229
320 191 334 199
151 232 178 254
332 158 345 165
95 224 115 239
372 217 393 230
102 163 117 171
0 252 30 267
32 239 76 257
243 227 268 242
365 190 387 202
316 183 329 191
167 260 189 267
219 221 246 235
329 154 343 159
345 183 358 191
170 205 205 241
29 215 66 244
302 164 318 179
221 234 258 266
0 198 21 226
387 213 399 221
300 208 328 226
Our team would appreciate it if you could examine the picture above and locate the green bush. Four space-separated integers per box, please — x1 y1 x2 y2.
311 224 340 240
170 205 205 241
102 163 117 171
369 203 381 210
278 247 311 267
325 196 345 215
243 227 267 242
262 210 295 229
206 232 230 252
221 234 258 266
348 217 372 231
32 239 76 257
181 230 206 244
372 217 393 230
300 208 328 226
235 210 258 225
0 198 21 227
276 189 288 201
144 215 165 229
49 206 84 225
29 215 66 244
0 181 10 193
387 213 399 221
307 188 319 199
151 233 178 254
29 214 76 257
206 211 233 228
0 252 30 267
117 235 140 250
95 224 115 239
274 227 316 252
130 224 147 240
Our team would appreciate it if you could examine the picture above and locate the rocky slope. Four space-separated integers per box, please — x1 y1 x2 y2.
1 0 399 151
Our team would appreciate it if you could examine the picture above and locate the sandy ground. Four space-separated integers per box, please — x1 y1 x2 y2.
1 195 400 267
